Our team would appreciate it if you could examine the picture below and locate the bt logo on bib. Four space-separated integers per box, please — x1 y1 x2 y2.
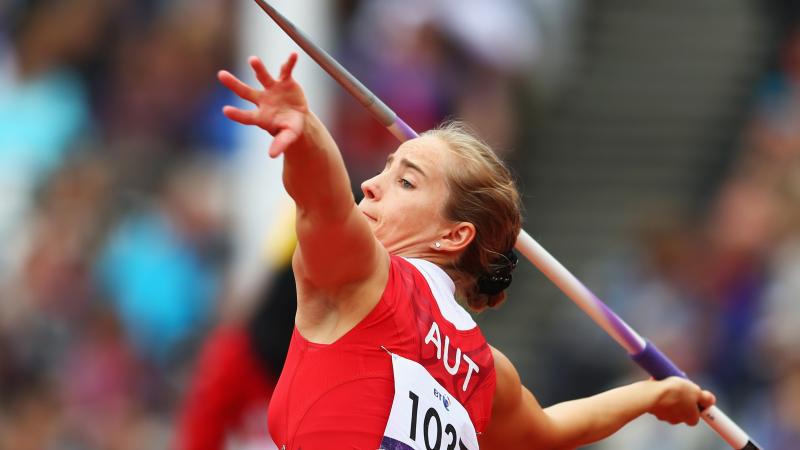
433 387 450 411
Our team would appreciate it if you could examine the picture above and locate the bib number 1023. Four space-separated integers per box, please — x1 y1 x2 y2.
408 391 469 450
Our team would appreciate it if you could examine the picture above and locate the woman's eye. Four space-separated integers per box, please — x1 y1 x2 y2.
399 178 414 189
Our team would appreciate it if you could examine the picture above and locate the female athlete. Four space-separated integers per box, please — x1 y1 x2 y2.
217 53 715 450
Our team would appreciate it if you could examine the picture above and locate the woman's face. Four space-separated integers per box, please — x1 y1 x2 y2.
358 136 455 255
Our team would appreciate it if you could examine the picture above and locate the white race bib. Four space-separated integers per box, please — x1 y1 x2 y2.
380 353 479 450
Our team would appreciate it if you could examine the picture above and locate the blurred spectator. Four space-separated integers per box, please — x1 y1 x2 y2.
20 155 114 318
178 266 297 450
99 0 237 152
0 378 62 450
57 307 147 449
95 158 228 365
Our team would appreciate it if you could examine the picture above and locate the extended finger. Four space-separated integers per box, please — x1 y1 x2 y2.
249 56 276 89
279 53 298 82
218 70 259 104
222 105 258 126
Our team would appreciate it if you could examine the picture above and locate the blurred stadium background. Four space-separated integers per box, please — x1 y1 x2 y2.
1 0 799 448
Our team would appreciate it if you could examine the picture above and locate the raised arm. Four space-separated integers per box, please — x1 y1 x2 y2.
218 55 385 290
479 347 715 450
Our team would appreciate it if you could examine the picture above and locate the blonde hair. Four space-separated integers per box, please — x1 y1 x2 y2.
422 121 522 311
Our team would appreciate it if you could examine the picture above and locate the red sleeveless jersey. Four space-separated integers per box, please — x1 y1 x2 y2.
267 256 496 449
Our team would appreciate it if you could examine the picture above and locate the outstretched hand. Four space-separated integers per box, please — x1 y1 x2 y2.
218 53 308 158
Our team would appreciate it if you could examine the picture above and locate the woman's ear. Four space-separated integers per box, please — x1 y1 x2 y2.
439 222 476 252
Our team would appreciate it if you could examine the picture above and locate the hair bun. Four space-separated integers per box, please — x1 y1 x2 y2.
477 250 518 295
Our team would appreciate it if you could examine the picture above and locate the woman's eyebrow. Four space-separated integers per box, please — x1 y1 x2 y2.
400 158 426 177
385 154 426 177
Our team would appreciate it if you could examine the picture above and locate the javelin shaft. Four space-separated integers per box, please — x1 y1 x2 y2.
252 2 762 449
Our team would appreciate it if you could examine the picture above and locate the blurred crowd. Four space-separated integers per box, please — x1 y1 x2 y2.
0 0 238 448
0 0 797 449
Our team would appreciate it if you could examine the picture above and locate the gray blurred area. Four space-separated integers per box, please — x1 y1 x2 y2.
1 0 798 448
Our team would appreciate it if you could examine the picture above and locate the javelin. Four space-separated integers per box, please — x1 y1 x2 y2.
251 1 763 449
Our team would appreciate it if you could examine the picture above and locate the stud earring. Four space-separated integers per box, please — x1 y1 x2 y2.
434 241 441 249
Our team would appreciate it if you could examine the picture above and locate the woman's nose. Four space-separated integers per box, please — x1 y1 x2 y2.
361 176 381 200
